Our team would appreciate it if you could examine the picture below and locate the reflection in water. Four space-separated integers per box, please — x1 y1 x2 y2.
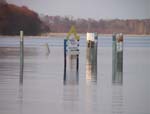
18 85 23 114
85 80 98 113
112 74 124 114
112 68 123 85
18 56 26 114
85 43 98 112
19 66 24 85
112 84 124 114
63 54 79 112
63 84 79 112
64 54 79 85
112 73 123 85
86 46 97 83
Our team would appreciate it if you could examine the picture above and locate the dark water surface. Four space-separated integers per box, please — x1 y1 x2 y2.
0 36 150 114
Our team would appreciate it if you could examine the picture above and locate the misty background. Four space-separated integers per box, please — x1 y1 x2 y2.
7 0 150 19
0 0 150 35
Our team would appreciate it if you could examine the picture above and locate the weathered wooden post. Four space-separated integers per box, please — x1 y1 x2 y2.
112 33 123 84
20 30 24 84
63 26 80 85
86 33 98 82
76 39 79 72
64 39 67 82
112 33 117 82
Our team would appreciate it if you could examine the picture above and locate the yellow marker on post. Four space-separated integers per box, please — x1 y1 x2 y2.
64 26 80 84
66 25 80 40
65 25 80 55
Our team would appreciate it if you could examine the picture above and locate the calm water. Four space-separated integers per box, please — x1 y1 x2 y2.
0 36 150 114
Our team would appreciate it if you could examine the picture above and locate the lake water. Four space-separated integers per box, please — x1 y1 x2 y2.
0 36 150 114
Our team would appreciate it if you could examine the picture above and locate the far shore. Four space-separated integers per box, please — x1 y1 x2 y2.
0 33 150 38
41 33 150 37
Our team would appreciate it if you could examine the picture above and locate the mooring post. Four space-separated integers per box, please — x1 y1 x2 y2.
76 39 79 72
94 33 98 65
64 39 67 64
20 30 24 84
112 33 117 81
63 39 67 82
86 33 98 81
63 39 79 85
116 33 123 73
112 33 123 84
63 26 80 85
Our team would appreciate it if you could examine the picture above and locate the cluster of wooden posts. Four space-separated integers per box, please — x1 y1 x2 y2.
19 30 123 85
64 32 123 84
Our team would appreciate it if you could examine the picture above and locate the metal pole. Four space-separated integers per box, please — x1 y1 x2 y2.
20 30 24 84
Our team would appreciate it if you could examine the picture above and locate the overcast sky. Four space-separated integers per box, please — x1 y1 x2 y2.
7 0 150 19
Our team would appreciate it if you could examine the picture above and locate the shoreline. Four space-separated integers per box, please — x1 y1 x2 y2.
0 33 150 38
41 33 150 37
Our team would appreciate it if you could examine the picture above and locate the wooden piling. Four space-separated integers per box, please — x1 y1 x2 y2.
63 38 79 85
86 33 98 81
20 30 24 84
112 33 123 84
76 39 79 72
63 39 67 84
112 33 117 82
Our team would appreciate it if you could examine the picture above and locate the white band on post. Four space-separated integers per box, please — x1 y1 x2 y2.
20 30 24 42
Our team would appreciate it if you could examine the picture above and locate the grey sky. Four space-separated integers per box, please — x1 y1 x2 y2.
7 0 150 19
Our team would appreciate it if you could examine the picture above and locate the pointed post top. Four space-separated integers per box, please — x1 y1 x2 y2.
66 25 80 40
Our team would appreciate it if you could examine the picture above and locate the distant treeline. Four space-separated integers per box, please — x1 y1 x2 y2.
40 15 150 35
0 1 49 35
0 0 150 35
